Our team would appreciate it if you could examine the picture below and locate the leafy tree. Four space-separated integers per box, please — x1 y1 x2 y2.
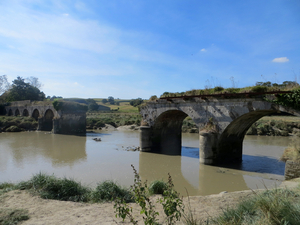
102 99 108 104
108 96 115 105
88 102 99 111
6 76 45 102
130 98 143 107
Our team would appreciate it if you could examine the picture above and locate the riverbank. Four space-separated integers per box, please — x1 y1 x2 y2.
1 179 299 225
1 115 300 136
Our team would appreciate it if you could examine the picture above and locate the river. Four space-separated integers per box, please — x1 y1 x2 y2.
0 130 289 196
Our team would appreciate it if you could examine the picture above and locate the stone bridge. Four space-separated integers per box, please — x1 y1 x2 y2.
5 100 86 134
139 97 300 165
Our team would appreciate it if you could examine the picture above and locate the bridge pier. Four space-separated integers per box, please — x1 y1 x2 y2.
199 131 218 164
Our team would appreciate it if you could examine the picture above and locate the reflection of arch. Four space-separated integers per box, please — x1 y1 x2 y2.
8 109 13 116
32 109 39 121
152 110 190 155
43 109 54 131
22 109 29 116
15 109 20 116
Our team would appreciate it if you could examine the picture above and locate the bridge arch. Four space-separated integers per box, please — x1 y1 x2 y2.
32 109 40 120
216 108 300 164
140 97 300 165
15 109 20 116
151 110 191 155
8 109 13 116
42 109 54 131
22 109 29 117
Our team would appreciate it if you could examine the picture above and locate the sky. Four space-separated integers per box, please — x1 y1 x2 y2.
0 0 299 99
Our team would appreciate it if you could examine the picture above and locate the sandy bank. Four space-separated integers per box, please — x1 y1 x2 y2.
1 180 298 225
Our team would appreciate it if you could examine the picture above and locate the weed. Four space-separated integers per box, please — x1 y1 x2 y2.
92 181 133 203
0 208 29 225
159 173 184 225
148 180 167 195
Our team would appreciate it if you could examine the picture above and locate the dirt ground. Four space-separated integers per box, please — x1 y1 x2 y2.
0 180 298 225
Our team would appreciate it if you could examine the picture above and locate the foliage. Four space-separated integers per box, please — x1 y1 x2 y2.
149 95 158 101
102 98 108 104
92 181 133 203
148 180 167 195
271 88 300 110
114 165 185 225
159 173 184 225
88 102 99 111
25 76 43 89
5 77 45 102
108 96 115 105
114 165 160 225
130 98 143 107
0 75 10 95
159 80 300 98
250 85 268 93
0 208 29 225
212 188 300 225
280 134 300 162
86 114 141 128
52 100 88 112
0 116 38 132
18 173 91 202
5 125 23 132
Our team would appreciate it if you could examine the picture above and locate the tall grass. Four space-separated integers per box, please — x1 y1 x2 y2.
212 188 300 225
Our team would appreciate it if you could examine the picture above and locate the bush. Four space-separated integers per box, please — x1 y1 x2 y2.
6 125 23 132
18 173 91 202
251 85 268 93
148 180 167 195
213 188 300 224
92 181 133 203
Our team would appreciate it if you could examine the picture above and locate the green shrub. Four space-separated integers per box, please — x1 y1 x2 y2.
92 181 133 203
0 208 29 224
148 180 167 195
213 86 224 92
251 85 268 93
6 125 23 132
18 173 91 202
212 188 300 224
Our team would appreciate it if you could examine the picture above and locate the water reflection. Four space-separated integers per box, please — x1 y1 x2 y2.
0 131 288 196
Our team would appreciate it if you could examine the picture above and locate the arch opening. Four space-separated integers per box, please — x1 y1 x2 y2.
43 109 54 131
216 110 299 164
32 109 40 121
8 109 13 116
22 109 29 117
151 110 191 155
15 109 20 116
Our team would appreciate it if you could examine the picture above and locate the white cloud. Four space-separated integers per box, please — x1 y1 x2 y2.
200 48 206 52
272 57 289 63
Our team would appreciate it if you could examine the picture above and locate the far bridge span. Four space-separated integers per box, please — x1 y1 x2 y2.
5 100 86 135
139 93 300 165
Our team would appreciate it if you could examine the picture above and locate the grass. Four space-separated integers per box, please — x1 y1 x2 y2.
148 180 168 195
0 208 29 225
280 134 300 162
3 173 133 204
212 188 300 225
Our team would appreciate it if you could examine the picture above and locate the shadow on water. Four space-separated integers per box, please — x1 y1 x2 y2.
181 146 199 158
181 146 285 176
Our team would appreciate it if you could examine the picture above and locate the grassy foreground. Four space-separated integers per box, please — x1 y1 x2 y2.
1 173 300 225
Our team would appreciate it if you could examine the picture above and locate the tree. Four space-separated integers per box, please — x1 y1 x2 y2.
0 75 10 95
26 76 43 89
88 102 99 111
130 98 143 107
102 99 108 104
108 96 115 105
6 76 45 102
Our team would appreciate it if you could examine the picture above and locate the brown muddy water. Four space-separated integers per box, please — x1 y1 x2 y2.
0 131 289 196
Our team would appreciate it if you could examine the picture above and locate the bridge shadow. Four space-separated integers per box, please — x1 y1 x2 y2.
181 146 199 158
181 147 285 176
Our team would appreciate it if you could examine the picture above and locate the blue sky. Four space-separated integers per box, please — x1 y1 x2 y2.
0 0 299 99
